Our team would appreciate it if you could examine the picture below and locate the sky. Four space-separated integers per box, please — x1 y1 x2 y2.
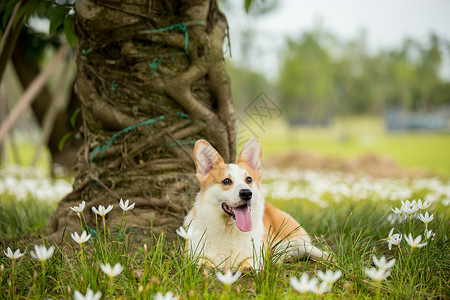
222 0 450 80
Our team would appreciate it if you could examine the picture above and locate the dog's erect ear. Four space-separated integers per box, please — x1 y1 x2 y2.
237 137 262 172
194 140 225 176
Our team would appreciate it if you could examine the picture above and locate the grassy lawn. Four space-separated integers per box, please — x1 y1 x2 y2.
0 167 449 299
251 117 450 177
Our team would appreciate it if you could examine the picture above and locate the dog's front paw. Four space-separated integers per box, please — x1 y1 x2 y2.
198 257 216 270
238 257 254 271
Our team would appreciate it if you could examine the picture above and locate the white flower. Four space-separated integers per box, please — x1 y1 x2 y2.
311 281 331 295
100 263 124 277
425 229 435 240
71 231 91 244
70 201 86 213
404 233 428 248
290 273 317 293
386 213 401 225
119 198 135 211
153 291 178 300
386 228 402 250
92 205 113 217
3 247 25 259
30 245 54 262
417 199 431 210
317 269 342 284
418 212 433 226
216 270 242 285
73 288 102 300
402 204 418 216
365 267 391 281
372 255 395 270
391 206 402 216
402 199 417 208
176 226 198 240
401 199 419 216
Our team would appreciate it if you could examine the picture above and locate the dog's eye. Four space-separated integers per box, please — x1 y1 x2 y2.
222 178 232 185
245 176 253 184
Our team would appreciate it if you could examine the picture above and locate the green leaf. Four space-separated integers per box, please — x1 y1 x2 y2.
49 6 69 34
70 107 80 128
63 13 76 46
12 2 28 29
245 0 253 13
2 1 16 28
58 132 73 152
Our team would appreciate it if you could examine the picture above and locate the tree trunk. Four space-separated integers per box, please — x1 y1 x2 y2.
46 0 236 241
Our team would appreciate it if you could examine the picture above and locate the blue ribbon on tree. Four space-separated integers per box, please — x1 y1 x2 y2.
140 20 206 55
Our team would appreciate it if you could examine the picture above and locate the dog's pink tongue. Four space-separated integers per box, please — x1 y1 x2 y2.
234 205 252 232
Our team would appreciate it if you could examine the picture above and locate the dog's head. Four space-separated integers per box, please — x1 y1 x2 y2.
193 138 262 232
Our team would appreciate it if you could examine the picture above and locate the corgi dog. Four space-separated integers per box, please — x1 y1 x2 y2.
184 137 328 269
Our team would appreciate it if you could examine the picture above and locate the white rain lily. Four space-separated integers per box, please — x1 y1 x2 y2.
71 231 91 244
418 212 433 226
401 199 419 216
365 267 391 281
290 273 318 293
30 245 54 262
73 288 102 300
154 291 178 300
425 229 435 240
100 263 124 278
92 205 113 217
386 228 402 250
176 226 198 240
216 270 242 285
391 206 403 216
401 199 417 208
119 198 135 211
386 213 401 225
3 247 25 259
313 281 332 295
70 201 86 213
404 233 427 248
372 255 395 270
417 199 431 210
402 204 418 216
317 269 342 284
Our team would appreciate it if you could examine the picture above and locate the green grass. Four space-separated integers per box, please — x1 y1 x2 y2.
0 195 56 241
0 191 448 299
249 117 450 177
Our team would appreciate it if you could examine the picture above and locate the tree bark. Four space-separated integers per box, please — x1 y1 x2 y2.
46 0 236 241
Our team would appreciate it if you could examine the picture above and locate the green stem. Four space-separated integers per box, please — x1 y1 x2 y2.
220 284 231 300
375 280 381 300
95 215 105 262
9 260 15 300
103 216 108 260
109 276 114 299
77 213 83 231
81 212 88 230
398 248 413 299
41 261 46 295
119 212 125 233
79 244 86 268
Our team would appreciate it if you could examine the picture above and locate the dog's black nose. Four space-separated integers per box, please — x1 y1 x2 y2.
239 189 252 201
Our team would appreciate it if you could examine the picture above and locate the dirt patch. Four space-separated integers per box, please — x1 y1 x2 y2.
264 152 431 178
